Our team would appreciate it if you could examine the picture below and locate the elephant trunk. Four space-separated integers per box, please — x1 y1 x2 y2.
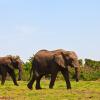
75 67 79 82
18 63 22 81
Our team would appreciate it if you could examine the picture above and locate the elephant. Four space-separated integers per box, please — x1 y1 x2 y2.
27 49 80 90
0 55 22 86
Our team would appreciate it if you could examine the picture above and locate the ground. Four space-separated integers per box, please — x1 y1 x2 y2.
0 80 100 100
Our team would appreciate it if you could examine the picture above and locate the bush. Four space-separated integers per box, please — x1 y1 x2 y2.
79 66 100 81
22 61 32 81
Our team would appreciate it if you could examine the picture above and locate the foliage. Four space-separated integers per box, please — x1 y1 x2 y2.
80 58 100 81
85 59 100 69
80 67 100 81
78 59 83 67
22 61 32 81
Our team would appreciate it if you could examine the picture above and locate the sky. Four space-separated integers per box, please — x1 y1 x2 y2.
0 0 100 62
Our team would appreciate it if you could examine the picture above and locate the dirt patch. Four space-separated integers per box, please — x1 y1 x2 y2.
0 96 13 100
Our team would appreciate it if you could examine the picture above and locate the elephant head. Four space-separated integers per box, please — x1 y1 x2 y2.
54 50 79 82
62 51 79 82
6 55 23 81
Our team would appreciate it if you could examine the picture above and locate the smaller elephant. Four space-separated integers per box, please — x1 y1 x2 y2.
0 55 22 86
27 49 79 90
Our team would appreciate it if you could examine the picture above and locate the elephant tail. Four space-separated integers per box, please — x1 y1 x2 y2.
29 57 40 80
29 57 38 80
28 66 33 80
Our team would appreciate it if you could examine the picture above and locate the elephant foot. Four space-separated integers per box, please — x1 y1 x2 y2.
27 84 33 90
36 86 42 90
67 87 71 89
76 79 79 82
14 83 19 86
49 86 53 89
49 87 53 89
1 83 4 85
18 78 21 81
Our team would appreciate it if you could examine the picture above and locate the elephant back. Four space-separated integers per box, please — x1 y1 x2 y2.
0 56 12 65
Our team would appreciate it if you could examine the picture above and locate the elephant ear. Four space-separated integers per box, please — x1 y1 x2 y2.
54 54 66 68
6 55 15 70
61 51 70 60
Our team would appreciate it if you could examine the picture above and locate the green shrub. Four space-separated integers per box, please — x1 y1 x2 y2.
22 61 32 81
79 67 100 81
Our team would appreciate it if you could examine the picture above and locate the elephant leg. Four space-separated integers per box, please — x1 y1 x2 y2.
49 71 58 89
8 69 18 86
61 69 71 89
36 74 43 90
1 72 7 85
27 74 36 90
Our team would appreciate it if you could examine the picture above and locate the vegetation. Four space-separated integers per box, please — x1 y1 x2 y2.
22 61 32 81
80 59 100 81
0 80 100 100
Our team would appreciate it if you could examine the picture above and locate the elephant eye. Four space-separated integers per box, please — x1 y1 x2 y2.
69 58 73 61
68 58 73 63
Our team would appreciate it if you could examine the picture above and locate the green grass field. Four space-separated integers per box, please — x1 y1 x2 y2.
0 80 100 100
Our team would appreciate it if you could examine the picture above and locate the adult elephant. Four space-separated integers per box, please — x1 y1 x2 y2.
27 49 79 90
0 55 22 86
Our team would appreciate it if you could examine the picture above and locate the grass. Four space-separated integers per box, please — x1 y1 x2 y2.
0 80 100 100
